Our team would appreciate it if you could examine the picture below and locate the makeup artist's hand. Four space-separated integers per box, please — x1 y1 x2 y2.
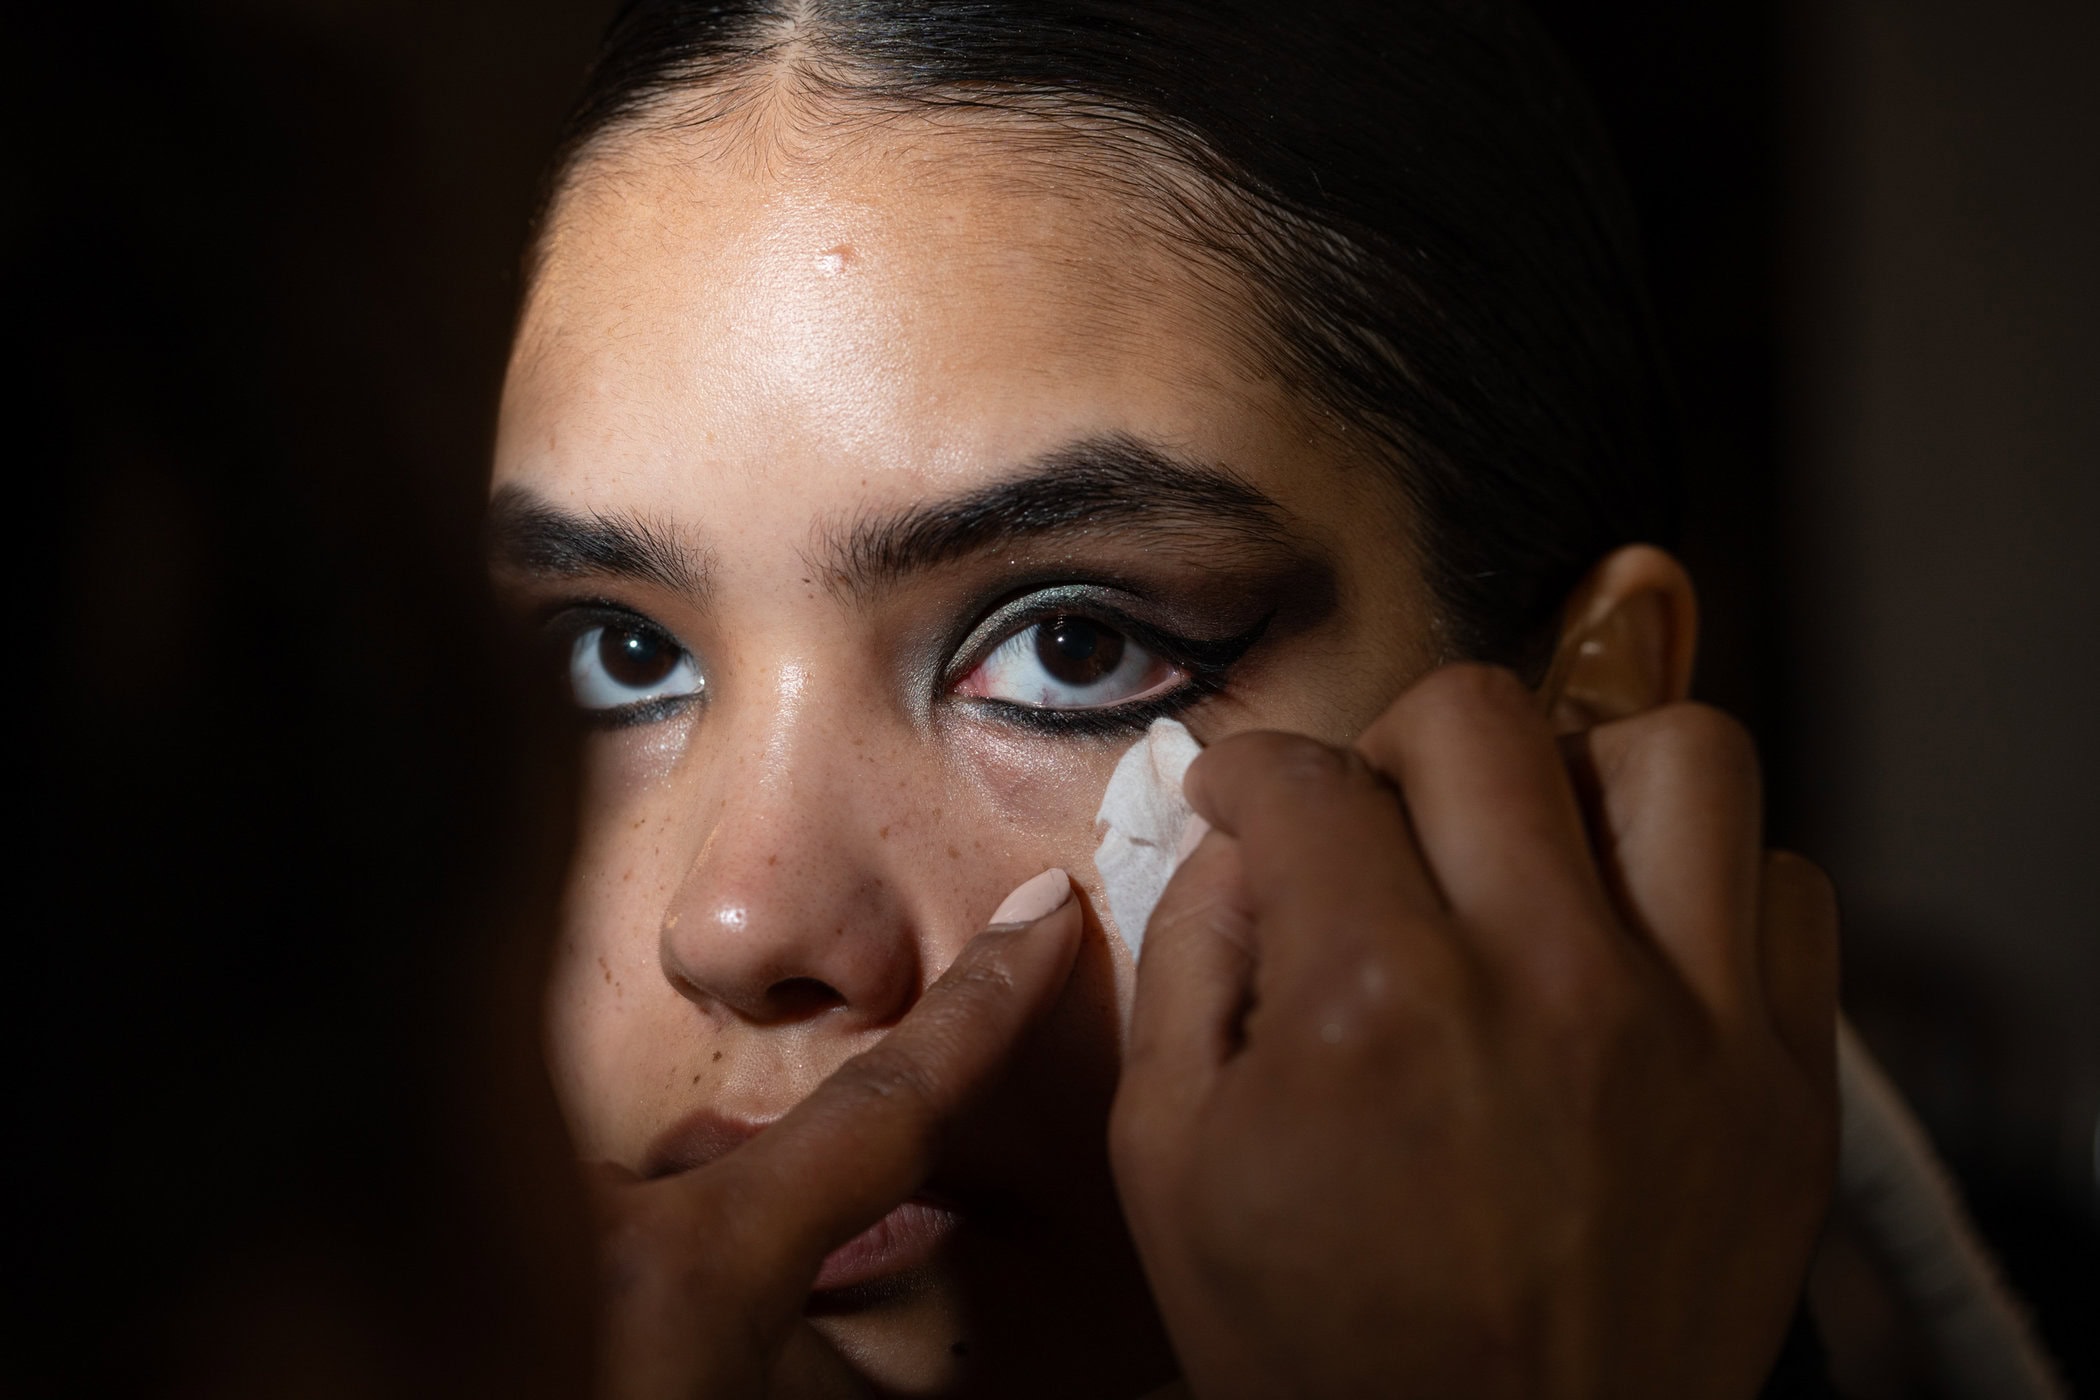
1111 665 1839 1400
590 873 1081 1400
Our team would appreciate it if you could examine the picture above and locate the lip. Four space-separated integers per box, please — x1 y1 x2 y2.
811 1195 963 1294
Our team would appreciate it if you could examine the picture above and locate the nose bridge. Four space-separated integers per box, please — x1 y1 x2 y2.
659 660 927 1030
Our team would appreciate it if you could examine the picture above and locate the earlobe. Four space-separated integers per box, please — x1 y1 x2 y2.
1540 545 1699 733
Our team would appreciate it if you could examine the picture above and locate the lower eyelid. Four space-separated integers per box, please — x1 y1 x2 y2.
964 668 1225 735
584 693 700 731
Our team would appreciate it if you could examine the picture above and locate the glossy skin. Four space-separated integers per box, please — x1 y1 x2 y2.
494 114 1437 1395
493 108 1838 1400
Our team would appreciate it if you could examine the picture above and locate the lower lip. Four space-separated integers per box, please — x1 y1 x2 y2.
812 1198 961 1294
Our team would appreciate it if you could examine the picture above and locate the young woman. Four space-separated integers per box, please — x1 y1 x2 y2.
490 2 1839 1395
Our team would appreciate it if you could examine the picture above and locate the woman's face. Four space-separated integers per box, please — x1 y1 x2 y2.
494 114 1441 1395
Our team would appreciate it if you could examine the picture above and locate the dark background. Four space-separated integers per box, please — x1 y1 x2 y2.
13 0 2093 1393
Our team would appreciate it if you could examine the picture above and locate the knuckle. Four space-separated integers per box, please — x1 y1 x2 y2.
1645 701 1760 778
937 944 1021 1002
1297 943 1478 1069
1417 661 1532 713
1194 731 1363 821
1261 735 1357 792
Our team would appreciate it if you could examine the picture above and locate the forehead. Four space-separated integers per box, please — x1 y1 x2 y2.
497 115 1337 521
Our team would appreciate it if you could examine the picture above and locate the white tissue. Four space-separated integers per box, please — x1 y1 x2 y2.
1091 718 1205 954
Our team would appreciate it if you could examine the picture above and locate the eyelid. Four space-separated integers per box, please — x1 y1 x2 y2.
543 599 704 729
945 587 1272 746
540 597 688 645
945 584 1258 689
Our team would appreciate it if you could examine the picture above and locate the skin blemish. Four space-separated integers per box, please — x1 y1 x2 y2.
813 244 855 274
712 1050 723 1062
879 825 890 840
947 845 961 859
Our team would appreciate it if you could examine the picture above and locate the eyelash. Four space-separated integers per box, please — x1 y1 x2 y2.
542 595 1269 736
544 601 703 731
949 596 1269 737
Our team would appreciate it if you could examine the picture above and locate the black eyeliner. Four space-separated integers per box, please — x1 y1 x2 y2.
955 607 1271 738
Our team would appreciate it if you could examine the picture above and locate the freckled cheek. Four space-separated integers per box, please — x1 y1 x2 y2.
940 725 1139 996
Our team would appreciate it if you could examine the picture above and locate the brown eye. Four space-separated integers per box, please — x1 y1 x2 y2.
600 625 676 688
954 607 1180 711
568 620 701 713
1035 615 1125 686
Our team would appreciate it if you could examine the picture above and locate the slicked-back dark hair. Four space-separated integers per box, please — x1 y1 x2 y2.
539 0 1680 674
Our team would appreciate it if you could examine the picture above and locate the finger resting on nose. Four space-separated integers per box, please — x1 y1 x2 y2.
711 899 1084 1283
1571 704 1766 1022
1757 850 1840 1080
1357 665 1620 977
1123 829 1257 1102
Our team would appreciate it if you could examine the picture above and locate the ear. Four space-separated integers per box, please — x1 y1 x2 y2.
1538 544 1699 733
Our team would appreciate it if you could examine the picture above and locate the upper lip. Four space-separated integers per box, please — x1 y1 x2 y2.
642 1107 780 1179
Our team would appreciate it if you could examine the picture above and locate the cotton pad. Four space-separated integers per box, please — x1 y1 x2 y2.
1091 717 1206 954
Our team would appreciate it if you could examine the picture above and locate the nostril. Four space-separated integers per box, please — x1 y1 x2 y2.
763 976 847 1023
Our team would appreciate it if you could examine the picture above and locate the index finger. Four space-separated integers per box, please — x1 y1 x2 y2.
705 878 1084 1290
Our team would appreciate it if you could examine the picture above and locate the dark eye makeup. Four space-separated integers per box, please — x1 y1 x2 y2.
942 582 1270 736
536 579 1271 737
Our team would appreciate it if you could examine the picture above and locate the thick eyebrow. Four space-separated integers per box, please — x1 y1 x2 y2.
486 485 710 598
819 433 1301 599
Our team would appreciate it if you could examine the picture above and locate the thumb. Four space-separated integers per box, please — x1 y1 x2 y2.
1119 829 1256 1131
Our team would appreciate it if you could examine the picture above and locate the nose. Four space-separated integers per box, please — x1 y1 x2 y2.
658 711 926 1032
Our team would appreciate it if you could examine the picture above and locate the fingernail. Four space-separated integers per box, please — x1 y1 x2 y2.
987 868 1072 927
